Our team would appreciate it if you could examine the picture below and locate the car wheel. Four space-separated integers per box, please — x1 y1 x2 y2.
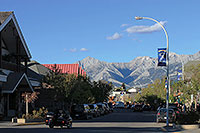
86 115 89 120
49 124 54 128
67 122 72 129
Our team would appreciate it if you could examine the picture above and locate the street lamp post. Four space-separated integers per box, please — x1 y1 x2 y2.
135 16 170 127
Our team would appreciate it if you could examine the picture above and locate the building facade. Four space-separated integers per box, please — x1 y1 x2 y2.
0 12 40 118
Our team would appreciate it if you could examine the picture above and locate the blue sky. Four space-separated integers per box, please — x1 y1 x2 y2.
1 0 200 64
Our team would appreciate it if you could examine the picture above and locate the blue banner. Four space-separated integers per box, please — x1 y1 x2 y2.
158 48 167 66
177 70 182 80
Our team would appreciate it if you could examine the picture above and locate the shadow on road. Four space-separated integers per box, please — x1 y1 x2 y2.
0 127 164 133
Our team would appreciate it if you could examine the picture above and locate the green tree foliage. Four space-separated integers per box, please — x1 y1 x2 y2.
91 80 113 103
188 64 200 97
43 64 67 102
66 75 94 104
181 64 200 108
170 80 186 104
135 78 166 108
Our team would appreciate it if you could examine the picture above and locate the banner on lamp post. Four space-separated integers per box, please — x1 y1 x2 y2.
158 48 167 66
177 70 182 81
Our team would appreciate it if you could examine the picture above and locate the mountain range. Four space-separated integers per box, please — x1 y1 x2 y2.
77 51 200 88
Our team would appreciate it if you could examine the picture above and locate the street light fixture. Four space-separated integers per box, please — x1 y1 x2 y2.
135 16 170 127
135 16 143 20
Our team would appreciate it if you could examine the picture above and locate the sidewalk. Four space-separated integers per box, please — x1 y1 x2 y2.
161 124 200 132
0 120 45 127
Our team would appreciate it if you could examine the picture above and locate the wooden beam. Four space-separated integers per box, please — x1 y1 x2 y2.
16 35 20 72
25 58 27 74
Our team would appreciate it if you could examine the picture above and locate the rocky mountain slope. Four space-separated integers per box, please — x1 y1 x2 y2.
77 51 200 88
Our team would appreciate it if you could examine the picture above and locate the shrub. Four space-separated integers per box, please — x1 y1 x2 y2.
22 107 48 119
176 111 200 124
22 113 33 119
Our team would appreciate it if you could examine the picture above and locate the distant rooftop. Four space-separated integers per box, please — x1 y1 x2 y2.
42 64 86 76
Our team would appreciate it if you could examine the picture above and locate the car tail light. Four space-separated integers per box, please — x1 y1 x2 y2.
157 113 160 115
62 121 65 124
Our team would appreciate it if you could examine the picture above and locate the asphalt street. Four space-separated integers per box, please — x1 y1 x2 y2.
0 109 188 133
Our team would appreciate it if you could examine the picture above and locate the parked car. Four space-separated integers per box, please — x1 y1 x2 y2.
126 104 132 109
71 104 92 120
103 102 111 114
0 103 3 120
169 106 181 120
114 102 125 108
108 102 114 112
142 104 151 111
89 104 100 117
132 104 143 112
156 108 176 123
169 106 180 114
97 103 106 115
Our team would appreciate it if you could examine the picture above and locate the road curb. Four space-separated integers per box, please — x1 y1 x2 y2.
160 127 167 132
16 122 45 126
176 124 200 130
160 126 181 132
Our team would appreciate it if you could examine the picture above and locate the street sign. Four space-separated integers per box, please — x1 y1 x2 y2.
158 48 167 66
177 70 182 80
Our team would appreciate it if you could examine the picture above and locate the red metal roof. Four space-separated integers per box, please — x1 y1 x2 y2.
42 64 86 76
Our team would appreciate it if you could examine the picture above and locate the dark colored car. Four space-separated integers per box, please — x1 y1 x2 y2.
156 108 176 123
132 105 143 112
108 102 114 112
142 104 151 111
169 106 181 120
114 102 125 108
89 104 100 117
97 103 106 115
71 104 92 120
103 102 111 114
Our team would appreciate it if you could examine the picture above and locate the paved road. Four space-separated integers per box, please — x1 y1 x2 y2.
0 109 166 133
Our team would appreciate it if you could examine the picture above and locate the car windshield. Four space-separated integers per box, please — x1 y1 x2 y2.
89 105 94 109
108 103 113 108
135 105 142 107
160 109 174 114
72 105 84 111
97 105 102 108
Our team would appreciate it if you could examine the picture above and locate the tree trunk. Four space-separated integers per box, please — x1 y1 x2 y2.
26 94 28 116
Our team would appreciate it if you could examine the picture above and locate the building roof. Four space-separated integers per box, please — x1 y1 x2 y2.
2 72 34 93
42 64 86 76
0 11 31 59
0 11 13 24
28 60 50 76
